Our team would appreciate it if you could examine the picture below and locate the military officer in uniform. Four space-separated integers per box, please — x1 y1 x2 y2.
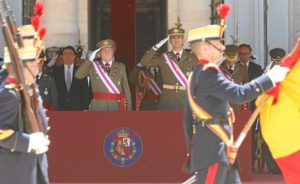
265 48 286 72
75 39 132 111
183 23 289 183
0 25 50 183
36 51 58 110
129 63 162 110
220 44 249 110
140 18 197 110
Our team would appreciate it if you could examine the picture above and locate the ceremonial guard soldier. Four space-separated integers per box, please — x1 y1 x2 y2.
75 39 132 111
182 4 289 183
140 18 197 110
0 3 50 182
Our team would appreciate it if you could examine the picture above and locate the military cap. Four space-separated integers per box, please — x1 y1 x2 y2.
225 45 238 55
269 48 286 60
188 25 222 42
225 45 239 61
168 17 185 36
96 39 116 50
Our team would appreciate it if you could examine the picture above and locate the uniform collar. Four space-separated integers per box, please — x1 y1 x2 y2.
198 59 209 65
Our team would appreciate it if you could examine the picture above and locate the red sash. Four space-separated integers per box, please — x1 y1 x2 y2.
93 92 126 111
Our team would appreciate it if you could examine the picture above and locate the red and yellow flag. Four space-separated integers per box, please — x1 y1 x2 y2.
257 39 300 159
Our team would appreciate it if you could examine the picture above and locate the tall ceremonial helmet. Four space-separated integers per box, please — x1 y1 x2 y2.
168 17 185 36
3 25 42 64
3 1 47 65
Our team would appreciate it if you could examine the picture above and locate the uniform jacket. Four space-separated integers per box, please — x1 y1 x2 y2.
37 74 58 110
0 79 49 184
129 66 162 110
220 61 249 110
220 61 249 84
140 48 197 110
238 60 263 110
247 61 263 81
53 65 91 111
75 59 132 111
183 60 273 172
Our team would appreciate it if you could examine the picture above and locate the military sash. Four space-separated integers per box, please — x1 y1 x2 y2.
93 62 120 94
140 71 161 95
187 68 232 146
163 53 187 87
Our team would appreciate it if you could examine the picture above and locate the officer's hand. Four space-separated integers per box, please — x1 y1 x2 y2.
152 36 169 51
28 132 50 154
47 55 58 67
266 65 290 84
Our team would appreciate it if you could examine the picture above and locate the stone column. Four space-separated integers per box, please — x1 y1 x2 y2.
168 0 211 49
42 0 79 48
289 0 300 51
225 0 265 67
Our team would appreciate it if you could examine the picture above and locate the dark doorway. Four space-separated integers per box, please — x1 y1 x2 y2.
89 0 166 64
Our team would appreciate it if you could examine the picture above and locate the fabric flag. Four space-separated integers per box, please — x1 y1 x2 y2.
257 39 300 183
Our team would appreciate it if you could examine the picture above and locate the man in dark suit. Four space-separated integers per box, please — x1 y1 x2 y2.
238 44 264 171
238 44 263 82
183 24 289 183
53 46 91 111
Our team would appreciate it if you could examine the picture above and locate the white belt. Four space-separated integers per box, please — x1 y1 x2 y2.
163 84 186 91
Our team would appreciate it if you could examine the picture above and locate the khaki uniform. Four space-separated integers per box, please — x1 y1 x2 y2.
129 66 162 110
75 59 132 111
140 48 197 110
220 61 249 110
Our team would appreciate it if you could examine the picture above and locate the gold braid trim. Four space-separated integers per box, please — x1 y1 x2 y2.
0 129 15 140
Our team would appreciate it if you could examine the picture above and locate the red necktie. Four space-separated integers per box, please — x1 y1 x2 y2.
105 63 110 73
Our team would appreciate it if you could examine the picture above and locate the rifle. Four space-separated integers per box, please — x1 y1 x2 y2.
0 11 42 133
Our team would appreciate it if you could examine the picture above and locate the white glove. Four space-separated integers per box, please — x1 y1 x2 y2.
47 55 58 67
28 132 50 154
89 48 100 61
266 65 290 84
152 36 169 51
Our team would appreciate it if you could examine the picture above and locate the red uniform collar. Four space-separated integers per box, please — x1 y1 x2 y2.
197 59 209 65
5 75 17 84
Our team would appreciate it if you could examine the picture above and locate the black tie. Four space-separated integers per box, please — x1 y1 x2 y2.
105 63 110 74
176 52 180 62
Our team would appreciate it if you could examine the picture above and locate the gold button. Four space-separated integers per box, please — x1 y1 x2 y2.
256 88 260 92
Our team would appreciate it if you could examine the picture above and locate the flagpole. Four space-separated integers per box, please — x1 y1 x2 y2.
233 95 269 154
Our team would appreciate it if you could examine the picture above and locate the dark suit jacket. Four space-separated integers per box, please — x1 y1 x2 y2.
183 61 273 172
247 61 263 81
53 65 91 110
